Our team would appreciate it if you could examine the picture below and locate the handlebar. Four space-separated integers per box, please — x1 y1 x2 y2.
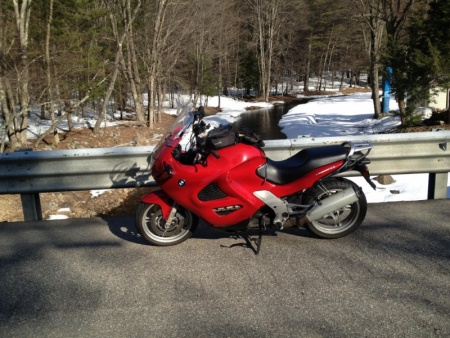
210 149 220 159
173 108 263 165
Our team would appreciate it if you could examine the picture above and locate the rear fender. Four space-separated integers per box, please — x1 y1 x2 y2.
141 189 173 219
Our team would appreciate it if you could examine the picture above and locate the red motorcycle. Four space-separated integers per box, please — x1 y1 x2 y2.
135 105 376 253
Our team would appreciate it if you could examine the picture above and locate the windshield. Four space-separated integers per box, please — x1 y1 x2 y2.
153 103 194 150
170 103 195 139
150 103 195 172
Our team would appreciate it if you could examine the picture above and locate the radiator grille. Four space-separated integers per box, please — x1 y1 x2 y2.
198 183 227 201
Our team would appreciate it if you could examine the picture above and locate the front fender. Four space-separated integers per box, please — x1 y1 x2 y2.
140 189 173 220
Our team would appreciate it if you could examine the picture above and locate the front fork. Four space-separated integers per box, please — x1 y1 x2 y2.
164 202 179 228
141 189 174 220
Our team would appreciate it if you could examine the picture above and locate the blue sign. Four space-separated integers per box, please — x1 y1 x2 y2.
382 67 393 114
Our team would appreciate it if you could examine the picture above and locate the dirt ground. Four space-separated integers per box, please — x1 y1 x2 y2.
1 97 449 222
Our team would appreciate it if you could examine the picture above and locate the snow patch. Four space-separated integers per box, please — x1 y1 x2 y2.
90 189 111 198
48 214 69 220
57 208 71 213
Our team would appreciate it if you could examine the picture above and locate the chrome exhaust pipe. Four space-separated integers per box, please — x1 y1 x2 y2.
300 187 360 224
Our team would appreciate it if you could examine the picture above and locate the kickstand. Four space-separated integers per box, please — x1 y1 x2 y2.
244 224 264 255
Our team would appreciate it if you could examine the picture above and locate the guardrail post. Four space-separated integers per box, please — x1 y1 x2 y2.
427 173 449 199
20 193 43 221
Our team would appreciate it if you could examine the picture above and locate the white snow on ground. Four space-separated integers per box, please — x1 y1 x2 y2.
47 215 69 220
348 174 430 202
277 91 449 201
90 189 111 198
279 92 401 138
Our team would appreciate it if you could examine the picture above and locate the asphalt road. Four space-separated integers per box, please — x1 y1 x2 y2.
1 200 450 337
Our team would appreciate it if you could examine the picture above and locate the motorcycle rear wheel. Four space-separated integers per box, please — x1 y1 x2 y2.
302 178 367 239
135 202 198 246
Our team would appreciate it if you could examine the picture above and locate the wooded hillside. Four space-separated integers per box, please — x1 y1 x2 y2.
1 0 447 151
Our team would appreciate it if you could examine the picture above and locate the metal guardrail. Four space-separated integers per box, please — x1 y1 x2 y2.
1 130 449 221
0 146 155 193
265 131 450 175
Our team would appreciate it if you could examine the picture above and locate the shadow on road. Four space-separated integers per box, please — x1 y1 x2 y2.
103 214 316 254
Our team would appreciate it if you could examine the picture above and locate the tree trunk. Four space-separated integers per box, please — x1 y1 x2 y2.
1 76 21 150
339 71 345 90
125 31 145 121
0 82 7 152
369 12 383 119
94 59 120 132
370 60 382 119
398 98 407 125
64 98 74 131
45 0 59 145
148 75 156 128
355 0 384 119
13 0 32 147
113 0 144 122
0 79 19 151
157 80 163 123
94 9 125 133
304 38 312 92
250 0 281 102
147 0 171 128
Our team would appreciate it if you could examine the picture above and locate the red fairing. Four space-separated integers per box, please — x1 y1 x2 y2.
150 138 345 227
141 189 173 220
155 143 267 226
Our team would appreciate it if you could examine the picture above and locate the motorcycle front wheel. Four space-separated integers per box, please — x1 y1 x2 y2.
135 202 198 246
302 178 367 239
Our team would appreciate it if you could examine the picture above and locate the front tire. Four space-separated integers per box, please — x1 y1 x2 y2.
302 178 367 239
135 202 198 246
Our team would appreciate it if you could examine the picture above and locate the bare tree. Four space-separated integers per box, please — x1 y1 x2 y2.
0 1 12 151
141 0 197 126
247 0 283 102
105 0 145 122
146 0 172 128
94 0 140 132
11 0 32 147
352 0 385 118
44 0 60 145
210 0 241 105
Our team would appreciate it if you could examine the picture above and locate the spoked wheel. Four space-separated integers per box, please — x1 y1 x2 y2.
135 202 198 246
302 178 367 239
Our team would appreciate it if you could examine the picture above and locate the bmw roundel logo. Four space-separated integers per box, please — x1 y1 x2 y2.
178 179 186 187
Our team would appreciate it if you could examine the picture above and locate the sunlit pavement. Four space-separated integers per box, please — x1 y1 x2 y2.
1 200 449 337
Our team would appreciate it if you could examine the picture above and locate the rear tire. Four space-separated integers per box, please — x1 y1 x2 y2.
302 178 367 239
135 202 198 246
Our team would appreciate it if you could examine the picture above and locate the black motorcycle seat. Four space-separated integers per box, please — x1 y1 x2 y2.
257 145 348 185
